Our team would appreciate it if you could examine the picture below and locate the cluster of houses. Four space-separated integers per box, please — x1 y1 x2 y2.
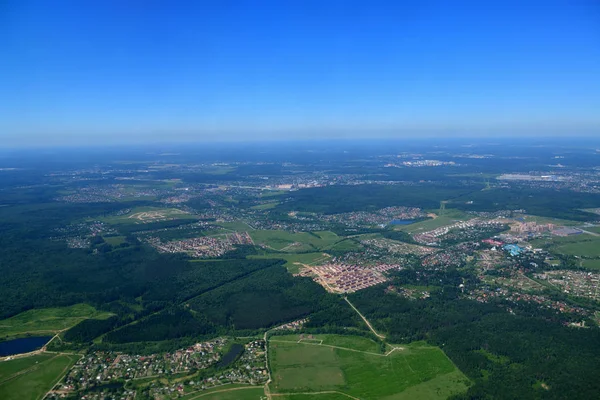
305 263 390 293
146 232 253 258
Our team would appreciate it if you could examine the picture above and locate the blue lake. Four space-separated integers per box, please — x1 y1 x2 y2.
0 336 52 357
389 220 415 225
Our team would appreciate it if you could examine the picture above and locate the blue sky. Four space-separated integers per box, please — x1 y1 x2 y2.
2 0 599 145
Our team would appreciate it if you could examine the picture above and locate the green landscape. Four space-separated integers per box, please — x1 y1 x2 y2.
268 334 469 399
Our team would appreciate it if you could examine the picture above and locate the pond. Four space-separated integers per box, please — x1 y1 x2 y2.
217 343 244 368
0 336 53 357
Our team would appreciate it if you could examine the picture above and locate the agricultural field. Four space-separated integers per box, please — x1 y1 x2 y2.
581 259 600 270
273 394 350 400
249 252 331 273
397 211 470 234
532 234 600 259
520 215 581 227
180 384 264 399
584 226 600 234
268 334 469 399
250 202 278 210
249 230 343 252
103 235 127 246
0 304 113 340
102 206 197 225
0 353 79 400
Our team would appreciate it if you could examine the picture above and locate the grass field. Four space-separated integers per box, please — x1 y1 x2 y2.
519 215 581 227
0 304 113 340
531 234 600 259
251 202 279 210
249 252 331 273
180 385 265 399
398 211 471 234
268 334 469 400
273 394 351 400
248 230 343 252
555 239 600 258
585 226 600 234
580 259 600 270
102 206 197 225
0 353 79 400
103 235 127 246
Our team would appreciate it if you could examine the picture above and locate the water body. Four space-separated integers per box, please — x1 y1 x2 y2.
389 219 415 225
0 336 52 357
217 343 244 368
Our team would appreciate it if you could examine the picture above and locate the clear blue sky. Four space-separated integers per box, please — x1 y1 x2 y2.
2 0 599 145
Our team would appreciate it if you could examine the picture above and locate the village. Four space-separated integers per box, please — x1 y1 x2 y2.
46 339 267 400
145 232 254 258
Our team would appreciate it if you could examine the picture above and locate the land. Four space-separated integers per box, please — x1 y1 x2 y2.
1 139 600 399
268 334 469 399
0 304 113 340
0 353 79 400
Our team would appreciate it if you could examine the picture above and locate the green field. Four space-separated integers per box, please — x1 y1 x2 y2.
180 385 265 399
268 334 469 399
529 233 600 259
103 235 127 246
585 226 600 234
0 304 113 340
0 353 79 400
555 238 600 258
249 252 331 273
398 211 471 234
274 394 350 400
101 206 197 225
248 230 343 252
580 259 600 270
521 215 580 227
251 202 278 210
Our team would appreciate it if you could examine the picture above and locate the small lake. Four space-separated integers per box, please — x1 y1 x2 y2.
217 343 244 368
389 219 415 225
0 336 52 357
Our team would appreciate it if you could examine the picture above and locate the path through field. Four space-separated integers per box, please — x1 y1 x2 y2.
343 297 385 339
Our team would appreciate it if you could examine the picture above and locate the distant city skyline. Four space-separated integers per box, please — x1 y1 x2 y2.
2 0 600 145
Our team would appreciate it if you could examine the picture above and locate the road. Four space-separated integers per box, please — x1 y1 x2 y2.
343 297 385 339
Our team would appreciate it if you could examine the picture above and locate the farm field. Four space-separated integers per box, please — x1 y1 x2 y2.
180 385 264 399
584 226 600 234
580 259 600 270
103 235 127 246
249 252 331 273
251 202 278 210
0 353 79 400
547 236 600 258
248 230 342 252
102 206 197 225
273 394 350 400
0 304 113 340
398 211 470 234
268 334 469 400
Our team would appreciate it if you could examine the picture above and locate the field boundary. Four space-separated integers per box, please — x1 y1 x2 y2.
269 339 404 357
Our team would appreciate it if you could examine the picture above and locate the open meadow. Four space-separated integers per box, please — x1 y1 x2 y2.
249 252 332 273
268 334 469 400
101 206 198 225
0 304 113 340
180 385 265 399
0 353 79 400
249 230 343 252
